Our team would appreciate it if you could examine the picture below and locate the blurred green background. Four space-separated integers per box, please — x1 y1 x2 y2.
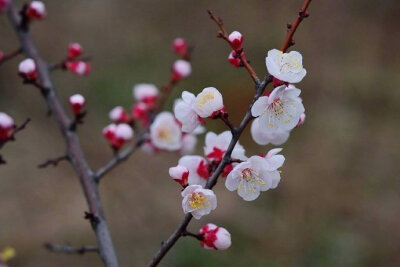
1 0 400 266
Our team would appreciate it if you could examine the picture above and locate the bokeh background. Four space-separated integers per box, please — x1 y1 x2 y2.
1 0 400 266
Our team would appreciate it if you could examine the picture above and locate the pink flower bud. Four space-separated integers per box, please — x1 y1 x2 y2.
69 94 85 116
199 224 231 250
228 31 243 51
0 112 14 141
172 38 188 56
0 50 4 61
109 106 130 123
297 112 306 126
131 102 149 126
66 61 91 76
172 60 191 81
0 0 9 13
18 58 37 80
26 1 46 20
228 50 242 68
102 123 133 149
133 83 159 107
67 43 82 59
169 165 189 187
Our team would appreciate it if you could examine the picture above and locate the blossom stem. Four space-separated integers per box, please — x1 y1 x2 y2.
280 0 312 53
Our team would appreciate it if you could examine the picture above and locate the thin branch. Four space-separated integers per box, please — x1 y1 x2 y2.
280 0 312 52
6 2 119 266
37 155 69 168
0 47 22 66
207 10 259 84
218 113 236 133
44 243 99 255
181 231 203 240
95 135 146 182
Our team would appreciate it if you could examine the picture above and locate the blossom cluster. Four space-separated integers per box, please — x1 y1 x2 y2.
165 46 307 250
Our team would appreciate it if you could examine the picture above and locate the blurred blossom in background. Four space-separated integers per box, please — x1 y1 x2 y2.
1 0 400 266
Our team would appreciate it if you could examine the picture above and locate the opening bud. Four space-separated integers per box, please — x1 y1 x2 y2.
26 1 46 20
69 94 86 116
228 31 243 51
18 58 37 80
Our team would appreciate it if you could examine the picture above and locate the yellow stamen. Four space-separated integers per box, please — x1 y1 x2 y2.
189 193 209 210
197 93 215 107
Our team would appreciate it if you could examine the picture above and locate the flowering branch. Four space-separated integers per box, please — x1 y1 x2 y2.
148 0 312 264
44 243 98 255
6 1 119 266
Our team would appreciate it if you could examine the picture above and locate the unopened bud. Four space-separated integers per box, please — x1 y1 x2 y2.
228 31 243 51
169 165 189 187
109 106 130 124
228 50 242 68
69 94 85 116
172 38 188 56
26 1 46 20
0 112 14 141
67 43 82 59
199 224 231 250
18 58 37 80
66 61 91 76
172 60 191 81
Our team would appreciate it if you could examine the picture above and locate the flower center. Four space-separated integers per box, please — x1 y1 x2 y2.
241 168 254 182
197 93 215 107
189 193 209 210
157 128 171 141
269 98 284 117
238 167 266 194
280 54 302 72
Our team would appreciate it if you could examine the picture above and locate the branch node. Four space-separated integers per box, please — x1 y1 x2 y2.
37 155 69 168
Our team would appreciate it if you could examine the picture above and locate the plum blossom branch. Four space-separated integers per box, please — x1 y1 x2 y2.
149 0 312 264
0 117 30 150
44 243 98 255
207 10 259 84
280 0 312 52
6 1 119 266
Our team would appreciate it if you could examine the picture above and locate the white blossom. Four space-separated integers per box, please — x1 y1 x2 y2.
250 118 290 145
225 152 284 201
181 185 217 219
174 91 201 133
266 49 306 83
150 112 182 151
0 112 14 129
192 87 224 118
251 84 304 134
169 165 189 187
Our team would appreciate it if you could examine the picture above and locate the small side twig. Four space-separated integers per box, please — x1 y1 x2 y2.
44 243 99 255
37 155 69 168
218 112 236 133
181 231 203 241
0 47 22 66
207 10 259 84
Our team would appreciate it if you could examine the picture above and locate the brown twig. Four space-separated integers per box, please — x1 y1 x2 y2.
44 243 99 255
6 2 119 266
0 47 22 66
37 155 69 168
207 10 259 84
218 113 236 133
95 134 146 182
280 0 312 52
